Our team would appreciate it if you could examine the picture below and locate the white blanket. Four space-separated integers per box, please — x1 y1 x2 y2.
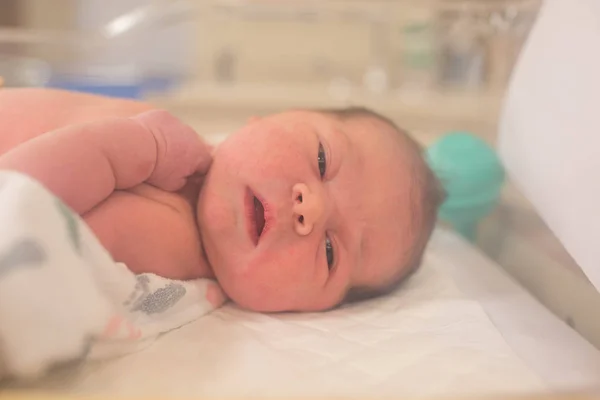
0 171 225 380
7 229 564 397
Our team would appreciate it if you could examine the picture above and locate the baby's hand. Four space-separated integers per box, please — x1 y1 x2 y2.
132 110 212 192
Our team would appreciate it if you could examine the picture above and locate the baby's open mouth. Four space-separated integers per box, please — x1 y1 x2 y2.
253 196 265 240
246 189 268 246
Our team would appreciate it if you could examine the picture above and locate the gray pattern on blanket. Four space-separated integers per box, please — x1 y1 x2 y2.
0 239 46 278
125 275 187 314
133 283 187 314
55 199 81 253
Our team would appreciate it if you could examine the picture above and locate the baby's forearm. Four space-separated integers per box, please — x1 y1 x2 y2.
0 118 157 214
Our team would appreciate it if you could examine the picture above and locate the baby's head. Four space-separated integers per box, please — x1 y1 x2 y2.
197 107 444 312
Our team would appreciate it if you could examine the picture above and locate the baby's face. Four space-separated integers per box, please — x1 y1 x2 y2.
197 111 417 311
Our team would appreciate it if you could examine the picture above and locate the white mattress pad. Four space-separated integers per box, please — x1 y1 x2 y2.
6 229 600 397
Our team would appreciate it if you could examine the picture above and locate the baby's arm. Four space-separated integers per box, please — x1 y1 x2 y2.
0 110 211 215
0 88 154 155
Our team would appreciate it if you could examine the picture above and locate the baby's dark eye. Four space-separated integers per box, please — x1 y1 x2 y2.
318 142 327 178
325 235 334 270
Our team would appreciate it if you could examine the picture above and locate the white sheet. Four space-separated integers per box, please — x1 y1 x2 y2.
429 229 600 392
498 0 600 292
6 228 600 397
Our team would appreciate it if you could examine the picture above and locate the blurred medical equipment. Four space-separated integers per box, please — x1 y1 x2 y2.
0 0 537 97
427 132 505 240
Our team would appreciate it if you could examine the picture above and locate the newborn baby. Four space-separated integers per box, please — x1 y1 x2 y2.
0 88 443 312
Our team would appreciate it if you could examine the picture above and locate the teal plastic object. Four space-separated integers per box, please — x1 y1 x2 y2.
426 132 505 241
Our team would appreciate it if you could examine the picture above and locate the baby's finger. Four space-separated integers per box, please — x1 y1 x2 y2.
187 172 205 185
205 282 228 308
191 143 212 175
132 109 188 148
160 176 187 192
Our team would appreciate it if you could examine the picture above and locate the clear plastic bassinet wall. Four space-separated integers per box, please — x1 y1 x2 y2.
1 0 538 137
4 0 599 347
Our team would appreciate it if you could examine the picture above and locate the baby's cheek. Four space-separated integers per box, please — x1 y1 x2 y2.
232 244 323 311
229 122 309 179
230 253 294 311
246 250 289 284
260 245 316 285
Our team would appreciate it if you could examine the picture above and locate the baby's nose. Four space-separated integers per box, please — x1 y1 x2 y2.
292 183 324 236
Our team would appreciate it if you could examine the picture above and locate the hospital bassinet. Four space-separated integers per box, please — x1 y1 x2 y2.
1 0 600 398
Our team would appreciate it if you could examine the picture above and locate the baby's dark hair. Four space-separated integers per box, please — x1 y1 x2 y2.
317 107 446 304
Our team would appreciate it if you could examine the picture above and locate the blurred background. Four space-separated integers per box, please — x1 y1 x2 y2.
2 0 599 348
0 0 537 141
